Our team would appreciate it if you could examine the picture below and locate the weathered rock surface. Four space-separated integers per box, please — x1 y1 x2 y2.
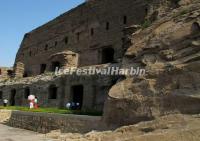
47 114 200 141
103 0 200 126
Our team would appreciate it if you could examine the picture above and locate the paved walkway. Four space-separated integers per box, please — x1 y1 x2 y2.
0 124 54 141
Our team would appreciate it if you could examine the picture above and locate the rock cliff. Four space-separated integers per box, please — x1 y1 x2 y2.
103 0 200 126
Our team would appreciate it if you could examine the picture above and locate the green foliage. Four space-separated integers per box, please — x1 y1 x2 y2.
0 106 102 116
141 20 152 29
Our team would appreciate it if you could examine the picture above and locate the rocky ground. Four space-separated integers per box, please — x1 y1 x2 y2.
46 114 200 141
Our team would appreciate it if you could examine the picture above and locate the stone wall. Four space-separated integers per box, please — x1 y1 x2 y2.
0 70 117 111
13 62 24 78
0 67 13 80
0 110 103 133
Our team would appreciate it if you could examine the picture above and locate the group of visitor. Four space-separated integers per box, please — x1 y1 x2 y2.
2 96 38 109
2 95 81 111
66 102 80 110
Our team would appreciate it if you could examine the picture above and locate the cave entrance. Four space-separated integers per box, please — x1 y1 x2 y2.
7 70 14 78
101 47 114 64
40 64 46 74
51 61 60 72
192 22 200 33
48 85 58 99
71 85 84 109
24 87 30 99
10 89 16 106
23 71 28 78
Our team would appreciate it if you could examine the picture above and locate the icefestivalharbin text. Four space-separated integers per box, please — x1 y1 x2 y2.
55 67 146 76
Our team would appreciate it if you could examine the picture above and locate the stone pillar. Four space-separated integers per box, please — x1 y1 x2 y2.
58 77 66 108
82 84 96 111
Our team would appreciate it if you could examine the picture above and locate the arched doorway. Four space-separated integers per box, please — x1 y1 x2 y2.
10 89 16 106
48 85 58 99
0 91 3 99
101 47 115 64
40 64 46 74
192 22 200 33
71 85 84 109
51 61 60 72
24 87 30 99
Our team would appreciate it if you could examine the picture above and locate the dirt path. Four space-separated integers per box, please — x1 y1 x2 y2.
0 124 54 141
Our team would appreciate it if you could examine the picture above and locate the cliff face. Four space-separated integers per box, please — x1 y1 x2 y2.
103 0 200 126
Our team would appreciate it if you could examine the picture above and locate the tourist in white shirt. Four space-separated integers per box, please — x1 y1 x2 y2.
3 99 8 107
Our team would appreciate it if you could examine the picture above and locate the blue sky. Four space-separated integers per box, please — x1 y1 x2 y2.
0 0 85 67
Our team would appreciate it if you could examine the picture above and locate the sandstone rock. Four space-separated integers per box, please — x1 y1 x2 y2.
46 130 62 139
103 0 200 126
178 0 192 6
0 110 12 123
53 114 200 141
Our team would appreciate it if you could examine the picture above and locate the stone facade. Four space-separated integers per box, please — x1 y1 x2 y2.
0 72 117 111
14 0 148 77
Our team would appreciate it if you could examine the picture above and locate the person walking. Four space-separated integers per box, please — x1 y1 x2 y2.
3 99 8 107
34 96 38 109
30 100 34 109
76 102 80 110
28 95 35 109
66 102 71 109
